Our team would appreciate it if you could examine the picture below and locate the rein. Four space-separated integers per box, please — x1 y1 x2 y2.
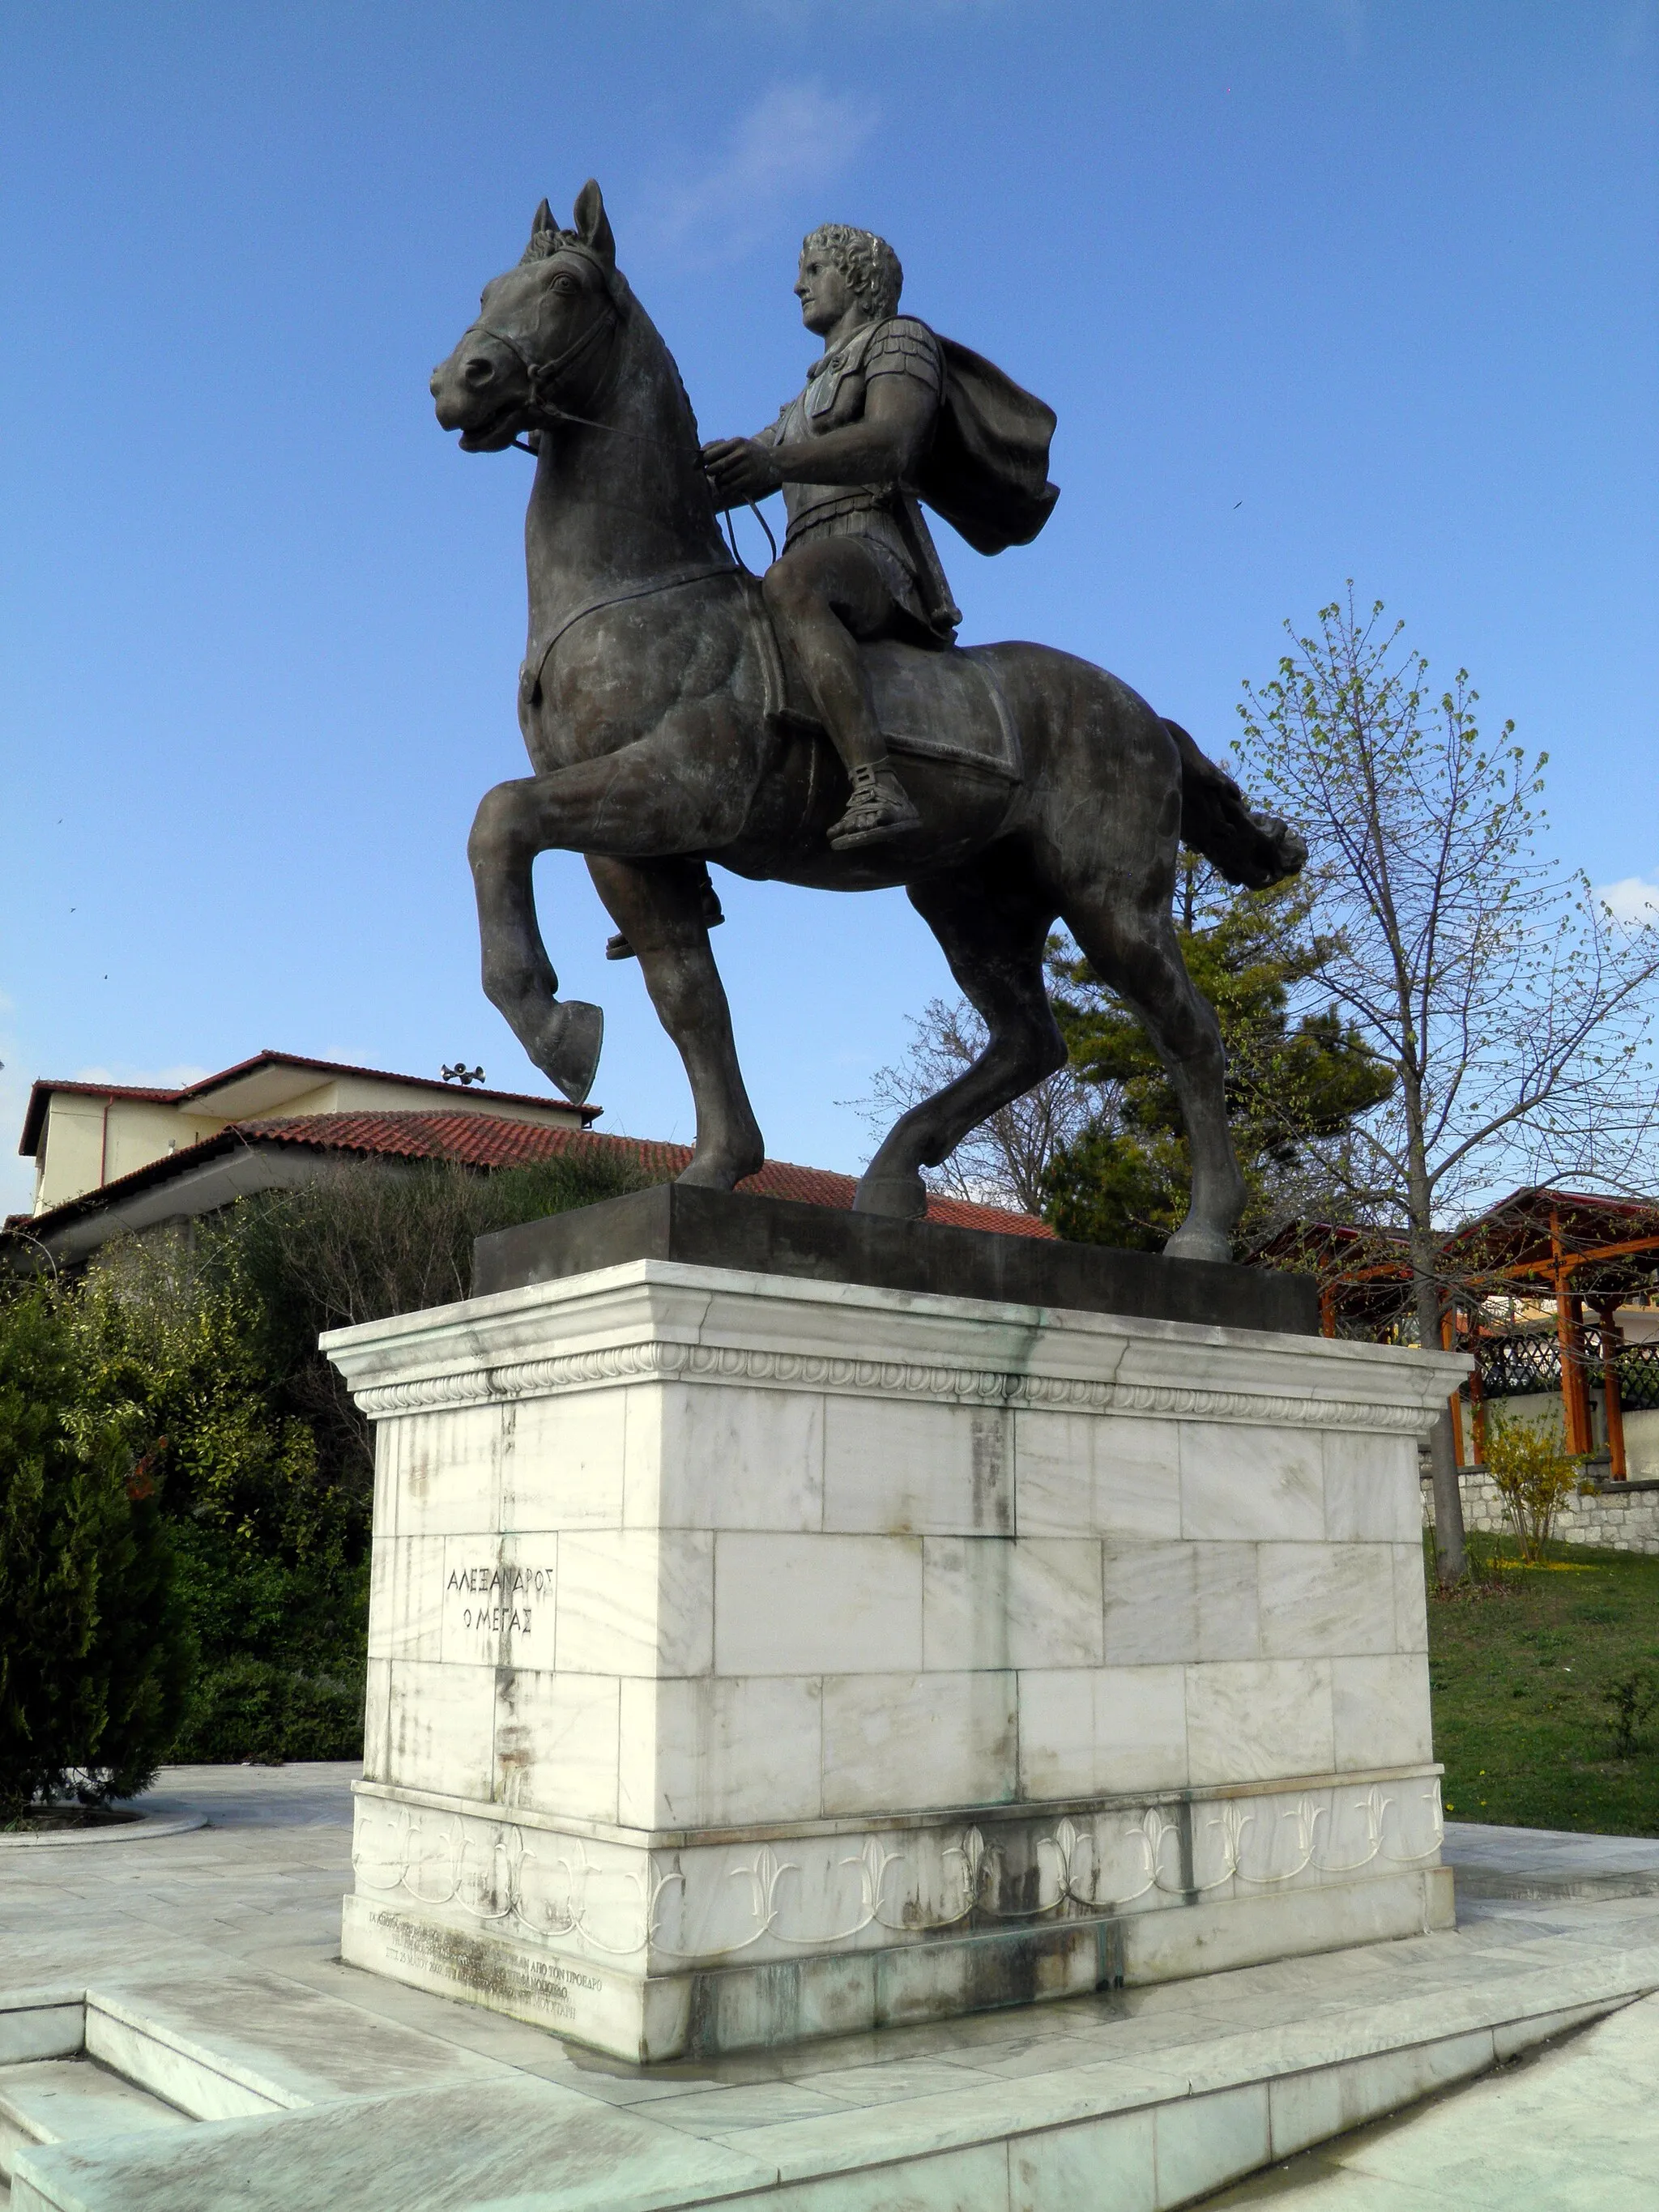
476 304 620 438
484 304 780 573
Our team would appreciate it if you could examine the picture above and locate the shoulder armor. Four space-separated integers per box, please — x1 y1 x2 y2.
863 318 943 385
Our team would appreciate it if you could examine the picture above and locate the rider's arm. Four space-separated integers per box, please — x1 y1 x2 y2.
706 414 784 513
702 377 933 503
767 373 936 489
703 326 941 502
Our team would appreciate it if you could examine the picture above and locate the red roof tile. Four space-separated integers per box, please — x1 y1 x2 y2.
236 1111 1056 1238
19 1051 599 1155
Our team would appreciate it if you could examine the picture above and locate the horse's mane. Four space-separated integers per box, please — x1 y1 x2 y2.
518 228 714 521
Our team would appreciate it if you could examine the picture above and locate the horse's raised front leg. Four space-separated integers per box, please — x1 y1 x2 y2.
855 856 1064 1218
468 775 604 1102
467 734 753 1105
586 855 765 1190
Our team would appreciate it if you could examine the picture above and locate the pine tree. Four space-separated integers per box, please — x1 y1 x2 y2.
1041 859 1394 1250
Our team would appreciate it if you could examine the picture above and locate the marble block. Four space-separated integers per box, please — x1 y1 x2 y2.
325 1251 1465 2062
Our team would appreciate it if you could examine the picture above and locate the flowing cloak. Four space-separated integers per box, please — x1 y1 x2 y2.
913 334 1060 556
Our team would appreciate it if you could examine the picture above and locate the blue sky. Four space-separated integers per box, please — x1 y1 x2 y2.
2 1 1655 1213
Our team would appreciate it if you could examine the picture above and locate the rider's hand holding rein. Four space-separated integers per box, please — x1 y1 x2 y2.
700 372 936 516
701 437 783 509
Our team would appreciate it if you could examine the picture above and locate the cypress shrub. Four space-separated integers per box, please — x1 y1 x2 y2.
0 1287 194 1821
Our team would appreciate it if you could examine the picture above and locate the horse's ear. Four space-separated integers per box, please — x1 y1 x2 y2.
529 198 557 248
573 179 615 266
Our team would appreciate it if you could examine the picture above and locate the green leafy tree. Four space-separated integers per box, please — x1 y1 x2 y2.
62 1234 360 1764
0 1287 194 1820
1238 591 1659 1583
1040 861 1394 1249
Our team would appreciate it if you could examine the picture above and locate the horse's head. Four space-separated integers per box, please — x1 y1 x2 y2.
431 181 622 452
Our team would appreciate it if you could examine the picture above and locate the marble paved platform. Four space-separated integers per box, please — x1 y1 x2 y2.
3 1765 1657 2209
1440 1818 1659 1900
1205 1981 1659 2207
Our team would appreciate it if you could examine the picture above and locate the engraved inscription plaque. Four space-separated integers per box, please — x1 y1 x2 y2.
440 1544 557 1668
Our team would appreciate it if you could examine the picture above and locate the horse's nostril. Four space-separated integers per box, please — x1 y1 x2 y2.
464 357 496 388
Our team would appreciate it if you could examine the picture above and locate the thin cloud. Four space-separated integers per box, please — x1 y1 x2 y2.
646 81 877 258
1599 876 1659 926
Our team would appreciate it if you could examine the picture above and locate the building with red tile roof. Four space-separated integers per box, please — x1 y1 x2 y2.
18 1051 599 1219
8 1080 1052 1270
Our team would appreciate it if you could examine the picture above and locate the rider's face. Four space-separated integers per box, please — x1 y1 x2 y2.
795 251 856 338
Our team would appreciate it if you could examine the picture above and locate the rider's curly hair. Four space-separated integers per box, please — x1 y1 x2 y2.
801 225 902 323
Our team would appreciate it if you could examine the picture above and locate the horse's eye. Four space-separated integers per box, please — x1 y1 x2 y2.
552 275 578 295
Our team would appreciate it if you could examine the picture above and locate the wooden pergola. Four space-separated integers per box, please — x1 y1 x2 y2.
1437 1188 1659 1481
1257 1189 1659 1481
1252 1221 1415 1341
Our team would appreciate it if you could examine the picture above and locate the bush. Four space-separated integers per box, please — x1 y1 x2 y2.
0 1288 194 1819
169 1656 365 1762
1484 1411 1581 1563
34 1148 649 1774
1601 1667 1659 1758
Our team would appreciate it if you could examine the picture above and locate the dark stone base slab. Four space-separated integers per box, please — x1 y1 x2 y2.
473 1183 1316 1335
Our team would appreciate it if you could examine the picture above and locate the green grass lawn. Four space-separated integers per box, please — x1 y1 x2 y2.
1428 1532 1659 1835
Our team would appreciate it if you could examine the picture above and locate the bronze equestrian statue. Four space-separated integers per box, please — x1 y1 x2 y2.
429 183 1303 1260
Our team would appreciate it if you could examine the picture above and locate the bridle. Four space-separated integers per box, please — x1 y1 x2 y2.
474 292 621 441
471 248 779 570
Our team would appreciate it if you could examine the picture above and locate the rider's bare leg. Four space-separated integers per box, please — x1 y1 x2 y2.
761 539 921 850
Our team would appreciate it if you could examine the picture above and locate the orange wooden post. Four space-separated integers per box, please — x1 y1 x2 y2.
1551 1208 1591 1455
1569 1294 1593 1454
1554 1281 1584 1453
1595 1298 1627 1481
1466 1331 1488 1466
1320 1285 1337 1339
1441 1308 1467 1466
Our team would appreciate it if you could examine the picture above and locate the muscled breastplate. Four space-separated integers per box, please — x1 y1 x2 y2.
775 325 890 540
766 318 959 637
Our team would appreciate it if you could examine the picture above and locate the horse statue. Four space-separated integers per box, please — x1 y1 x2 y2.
429 183 1303 1262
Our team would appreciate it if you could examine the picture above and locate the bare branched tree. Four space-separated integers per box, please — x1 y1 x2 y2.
1239 592 1659 1583
854 996 1093 1214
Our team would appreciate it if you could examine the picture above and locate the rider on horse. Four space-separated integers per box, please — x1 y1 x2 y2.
703 224 1057 851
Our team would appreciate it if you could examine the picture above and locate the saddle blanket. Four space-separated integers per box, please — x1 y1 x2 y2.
861 640 1021 782
755 595 1021 784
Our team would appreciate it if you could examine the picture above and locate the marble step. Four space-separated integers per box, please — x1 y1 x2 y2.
0 1959 501 2128
0 2059 189 2181
6 1977 1642 2211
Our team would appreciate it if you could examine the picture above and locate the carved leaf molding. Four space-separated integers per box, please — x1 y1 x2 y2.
349 1336 1439 1436
352 1782 1445 1960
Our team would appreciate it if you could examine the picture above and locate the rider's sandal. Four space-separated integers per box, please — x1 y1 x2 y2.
826 764 922 851
605 878 726 961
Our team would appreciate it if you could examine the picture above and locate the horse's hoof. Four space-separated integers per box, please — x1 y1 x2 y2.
532 999 604 1104
676 1145 764 1192
851 1170 928 1220
1163 1222 1233 1264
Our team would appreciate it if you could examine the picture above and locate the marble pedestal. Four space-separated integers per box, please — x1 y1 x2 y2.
323 1237 1463 2063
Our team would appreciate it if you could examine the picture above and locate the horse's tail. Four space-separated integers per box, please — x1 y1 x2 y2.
1166 719 1307 890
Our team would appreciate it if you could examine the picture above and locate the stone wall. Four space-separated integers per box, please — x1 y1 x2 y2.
1422 1464 1659 1554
